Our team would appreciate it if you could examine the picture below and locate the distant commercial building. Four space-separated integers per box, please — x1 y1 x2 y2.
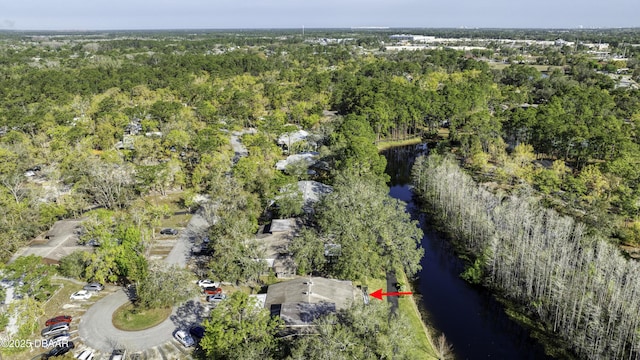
389 34 435 43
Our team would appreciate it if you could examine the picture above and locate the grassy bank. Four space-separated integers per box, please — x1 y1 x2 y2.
376 137 422 151
396 276 440 360
361 276 439 360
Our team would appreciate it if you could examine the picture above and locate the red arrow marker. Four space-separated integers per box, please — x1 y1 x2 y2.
369 288 413 300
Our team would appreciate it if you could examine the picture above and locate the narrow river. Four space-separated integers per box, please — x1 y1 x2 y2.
382 144 553 360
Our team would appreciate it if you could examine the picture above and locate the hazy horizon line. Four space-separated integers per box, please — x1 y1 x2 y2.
2 26 640 34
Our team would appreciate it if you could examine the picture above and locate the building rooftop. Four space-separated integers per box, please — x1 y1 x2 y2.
264 277 357 326
257 218 300 278
277 130 309 148
298 181 333 212
269 218 297 233
275 152 318 171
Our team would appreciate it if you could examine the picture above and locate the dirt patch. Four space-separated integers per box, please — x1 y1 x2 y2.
620 245 640 259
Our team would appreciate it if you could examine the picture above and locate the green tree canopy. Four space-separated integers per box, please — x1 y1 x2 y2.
136 261 199 309
201 291 283 360
316 171 423 280
287 302 418 360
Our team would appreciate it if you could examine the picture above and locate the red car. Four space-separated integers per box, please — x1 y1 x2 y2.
203 287 222 295
45 315 72 327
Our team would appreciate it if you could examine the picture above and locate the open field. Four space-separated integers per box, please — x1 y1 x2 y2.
376 137 423 151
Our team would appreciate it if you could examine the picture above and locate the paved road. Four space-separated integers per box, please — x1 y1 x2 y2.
230 128 255 163
164 209 210 267
78 130 252 354
386 270 399 315
79 290 207 353
78 206 211 353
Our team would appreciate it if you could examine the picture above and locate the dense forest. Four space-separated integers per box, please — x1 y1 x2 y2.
413 155 640 359
0 30 429 359
1 28 640 359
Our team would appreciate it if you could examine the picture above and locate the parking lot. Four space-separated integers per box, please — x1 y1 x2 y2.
7 279 205 360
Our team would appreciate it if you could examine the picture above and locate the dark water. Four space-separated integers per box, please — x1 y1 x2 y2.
382 144 553 360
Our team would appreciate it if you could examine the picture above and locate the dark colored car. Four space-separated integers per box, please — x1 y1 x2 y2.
160 228 178 235
45 315 72 327
109 349 126 360
86 239 100 247
203 287 222 295
42 341 74 358
189 325 205 339
83 283 104 292
46 332 70 347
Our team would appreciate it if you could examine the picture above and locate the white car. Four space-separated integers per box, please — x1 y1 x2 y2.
174 330 195 347
70 290 92 300
109 349 126 360
197 279 220 288
76 349 94 360
206 293 227 303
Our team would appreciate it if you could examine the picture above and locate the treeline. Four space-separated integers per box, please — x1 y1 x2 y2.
412 155 640 360
0 33 429 356
1 31 640 257
330 50 494 140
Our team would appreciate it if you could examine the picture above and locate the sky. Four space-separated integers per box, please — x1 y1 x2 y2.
1 0 639 31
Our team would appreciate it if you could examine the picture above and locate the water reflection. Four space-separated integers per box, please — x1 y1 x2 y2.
383 144 552 360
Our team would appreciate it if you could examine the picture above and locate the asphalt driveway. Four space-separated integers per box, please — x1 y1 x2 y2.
77 130 247 354
79 289 208 353
78 208 210 353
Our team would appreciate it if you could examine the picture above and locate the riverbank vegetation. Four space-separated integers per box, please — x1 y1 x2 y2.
413 155 640 359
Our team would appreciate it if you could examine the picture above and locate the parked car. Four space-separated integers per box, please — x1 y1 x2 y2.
174 330 195 347
45 315 72 327
203 287 222 295
76 349 94 360
41 323 70 337
0 278 13 288
83 283 104 292
70 290 92 300
192 244 212 256
197 279 220 288
86 239 100 247
206 293 227 303
42 341 74 358
189 325 205 340
109 349 126 360
46 333 70 347
160 228 178 235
